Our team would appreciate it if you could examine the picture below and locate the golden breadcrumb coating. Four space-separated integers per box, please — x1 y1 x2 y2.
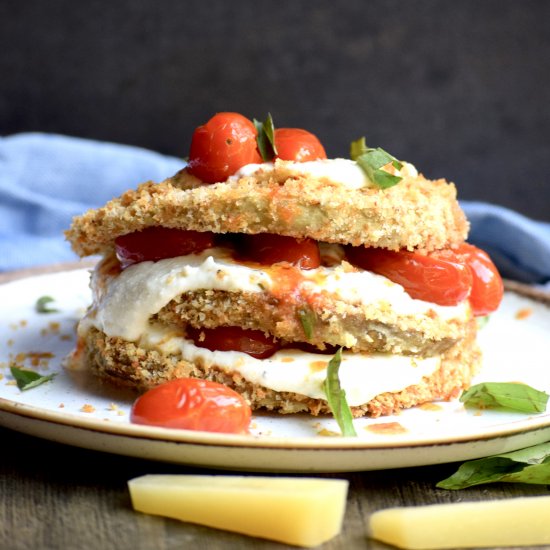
66 161 468 257
88 253 471 356
78 320 480 418
154 289 467 356
67 157 478 418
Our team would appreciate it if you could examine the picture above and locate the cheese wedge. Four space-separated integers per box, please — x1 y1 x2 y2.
369 495 550 549
128 474 348 547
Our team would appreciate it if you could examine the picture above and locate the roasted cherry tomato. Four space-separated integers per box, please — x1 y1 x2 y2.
237 233 321 269
186 326 281 359
456 243 503 316
187 112 262 183
274 128 327 162
130 378 251 434
115 227 215 268
345 246 473 306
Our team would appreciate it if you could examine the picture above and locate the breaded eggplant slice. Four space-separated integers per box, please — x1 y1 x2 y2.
153 289 468 356
78 320 480 419
66 161 468 257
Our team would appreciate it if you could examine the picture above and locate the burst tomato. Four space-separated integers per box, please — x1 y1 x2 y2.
274 128 327 162
345 246 473 306
456 243 503 316
186 325 281 359
187 112 262 183
130 378 251 434
115 227 215 268
237 233 321 269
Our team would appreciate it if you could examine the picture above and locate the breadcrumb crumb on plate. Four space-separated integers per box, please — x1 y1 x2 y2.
0 266 549 472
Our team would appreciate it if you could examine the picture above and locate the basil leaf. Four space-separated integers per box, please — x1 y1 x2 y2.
298 308 315 341
36 295 59 314
437 441 550 489
254 113 277 162
460 382 549 414
10 366 56 391
352 142 404 189
350 136 368 160
323 348 357 437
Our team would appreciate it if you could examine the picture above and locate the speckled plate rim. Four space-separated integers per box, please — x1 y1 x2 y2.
1 263 550 471
1 393 550 449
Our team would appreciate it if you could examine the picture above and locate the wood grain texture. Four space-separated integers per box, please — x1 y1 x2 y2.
0 425 548 550
0 265 549 549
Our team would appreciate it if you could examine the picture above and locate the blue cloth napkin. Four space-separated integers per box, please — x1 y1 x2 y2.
1 133 550 287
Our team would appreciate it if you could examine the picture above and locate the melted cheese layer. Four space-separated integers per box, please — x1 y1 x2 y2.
141 324 441 406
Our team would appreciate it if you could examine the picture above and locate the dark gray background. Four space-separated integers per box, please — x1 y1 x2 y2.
1 0 549 220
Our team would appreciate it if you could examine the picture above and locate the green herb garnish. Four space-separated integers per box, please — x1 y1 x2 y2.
437 441 550 490
35 295 59 314
476 315 490 330
254 113 277 162
298 308 315 341
350 137 403 189
460 382 549 414
323 348 357 437
10 366 56 391
350 136 368 160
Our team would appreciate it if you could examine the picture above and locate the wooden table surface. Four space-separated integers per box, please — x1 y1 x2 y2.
1 424 548 550
1 265 549 550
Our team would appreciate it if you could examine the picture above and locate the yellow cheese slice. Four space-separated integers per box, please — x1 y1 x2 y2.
128 474 348 547
369 495 550 549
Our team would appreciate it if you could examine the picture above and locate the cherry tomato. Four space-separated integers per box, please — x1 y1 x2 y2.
274 128 327 162
186 326 281 359
187 112 262 183
115 227 215 268
345 246 473 306
130 378 251 434
456 243 503 316
237 233 321 269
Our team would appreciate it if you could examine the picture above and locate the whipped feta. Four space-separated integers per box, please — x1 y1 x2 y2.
79 247 466 404
140 323 441 406
83 247 467 342
230 158 418 190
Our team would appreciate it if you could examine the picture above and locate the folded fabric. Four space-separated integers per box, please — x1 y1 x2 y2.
464 202 550 285
0 133 182 271
1 133 549 287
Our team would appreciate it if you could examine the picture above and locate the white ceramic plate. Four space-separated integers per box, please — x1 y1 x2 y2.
1 268 549 472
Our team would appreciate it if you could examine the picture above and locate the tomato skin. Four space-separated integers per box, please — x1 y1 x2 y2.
115 227 215 268
345 246 473 306
130 378 251 434
186 326 281 359
187 112 262 183
274 128 327 162
238 233 321 269
456 243 503 316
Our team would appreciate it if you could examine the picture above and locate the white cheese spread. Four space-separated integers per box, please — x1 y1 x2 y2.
230 158 418 190
80 247 466 405
83 247 467 342
140 323 441 406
